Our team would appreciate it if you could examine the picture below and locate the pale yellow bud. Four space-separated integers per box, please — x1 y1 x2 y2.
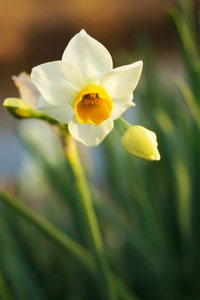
3 98 56 124
3 98 33 119
121 125 161 161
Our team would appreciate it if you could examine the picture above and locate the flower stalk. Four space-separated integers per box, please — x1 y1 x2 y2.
64 134 117 300
114 117 131 135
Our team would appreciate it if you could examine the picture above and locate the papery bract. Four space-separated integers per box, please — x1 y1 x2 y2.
12 72 40 109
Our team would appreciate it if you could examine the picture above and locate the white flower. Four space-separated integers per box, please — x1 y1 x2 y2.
31 29 143 146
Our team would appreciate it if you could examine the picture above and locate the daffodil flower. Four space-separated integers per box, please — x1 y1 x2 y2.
31 29 143 146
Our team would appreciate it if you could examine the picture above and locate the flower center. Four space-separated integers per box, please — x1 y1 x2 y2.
73 85 113 126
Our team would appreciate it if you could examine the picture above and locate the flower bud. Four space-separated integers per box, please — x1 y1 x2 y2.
121 125 160 161
3 98 34 119
3 98 56 125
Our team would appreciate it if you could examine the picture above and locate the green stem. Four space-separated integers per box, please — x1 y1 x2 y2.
64 135 117 300
114 117 131 136
0 188 138 300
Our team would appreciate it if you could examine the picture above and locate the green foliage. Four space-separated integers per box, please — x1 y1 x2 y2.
0 0 200 299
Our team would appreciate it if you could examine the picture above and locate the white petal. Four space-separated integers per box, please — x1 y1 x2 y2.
111 94 135 120
62 29 113 85
31 61 84 105
68 115 114 146
102 61 143 99
38 96 74 123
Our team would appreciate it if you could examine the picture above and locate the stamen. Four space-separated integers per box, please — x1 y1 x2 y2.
73 85 113 126
83 93 100 106
84 98 91 106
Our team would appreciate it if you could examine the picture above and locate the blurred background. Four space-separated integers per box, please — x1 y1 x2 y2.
0 0 190 179
1 0 200 300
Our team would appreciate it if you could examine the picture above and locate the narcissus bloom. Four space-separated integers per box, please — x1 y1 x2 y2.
31 30 143 146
